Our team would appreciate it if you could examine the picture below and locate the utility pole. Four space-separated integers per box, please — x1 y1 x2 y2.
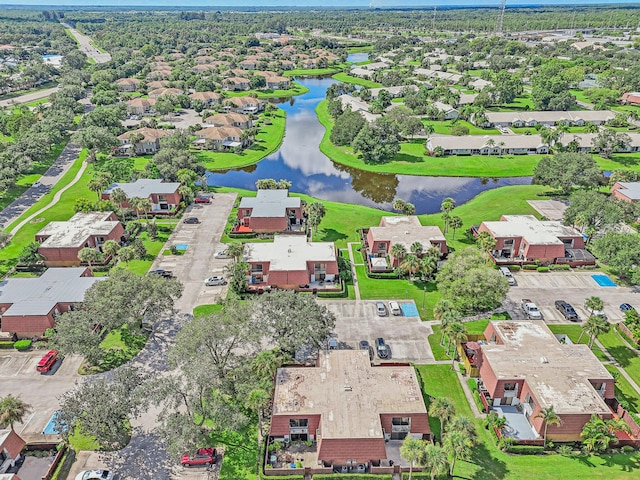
496 0 507 35
432 5 437 32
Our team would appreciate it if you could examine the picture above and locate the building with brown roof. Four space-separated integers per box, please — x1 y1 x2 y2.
621 92 640 106
225 96 265 114
148 87 184 99
188 91 222 107
117 127 170 155
0 429 26 472
115 77 141 92
146 80 169 89
125 98 156 116
269 350 430 468
223 77 250 91
194 126 245 149
204 113 252 129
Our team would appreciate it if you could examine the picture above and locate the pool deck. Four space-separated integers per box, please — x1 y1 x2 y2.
492 405 538 440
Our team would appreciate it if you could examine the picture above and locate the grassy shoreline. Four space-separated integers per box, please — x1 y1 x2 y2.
317 100 640 178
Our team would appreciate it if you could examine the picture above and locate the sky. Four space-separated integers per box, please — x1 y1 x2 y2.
1 0 639 6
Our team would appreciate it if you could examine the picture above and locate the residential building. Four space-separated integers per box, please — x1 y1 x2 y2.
188 91 222 107
280 60 295 70
475 321 615 441
236 189 303 233
117 127 170 155
195 55 216 64
147 87 184 99
431 101 459 120
612 182 640 202
477 110 615 128
414 68 463 84
125 98 156 116
36 212 125 267
239 58 258 70
265 75 291 90
102 179 182 214
115 77 141 92
194 126 245 149
0 268 102 337
369 85 417 100
146 80 169 90
270 350 430 468
204 113 252 129
243 235 337 289
225 96 265 114
350 67 375 79
337 94 381 123
223 77 250 91
364 216 447 270
477 215 593 265
468 78 494 90
0 430 26 474
621 92 640 106
426 134 550 156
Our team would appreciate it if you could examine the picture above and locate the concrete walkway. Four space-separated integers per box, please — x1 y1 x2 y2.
8 161 87 235
0 86 60 108
0 142 83 230
347 242 362 300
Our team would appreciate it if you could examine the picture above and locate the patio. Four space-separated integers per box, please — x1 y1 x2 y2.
492 405 539 440
384 440 410 467
266 441 317 469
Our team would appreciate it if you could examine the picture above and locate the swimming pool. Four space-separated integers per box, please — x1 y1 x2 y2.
42 411 62 435
592 274 617 287
174 243 188 251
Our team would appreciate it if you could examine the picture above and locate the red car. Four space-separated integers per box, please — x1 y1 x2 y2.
180 448 216 467
194 194 212 204
36 350 59 373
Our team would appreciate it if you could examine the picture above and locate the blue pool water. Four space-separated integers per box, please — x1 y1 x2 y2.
43 411 62 435
401 303 419 317
174 243 188 251
592 274 617 287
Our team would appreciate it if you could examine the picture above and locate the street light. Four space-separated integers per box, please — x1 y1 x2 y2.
422 286 427 309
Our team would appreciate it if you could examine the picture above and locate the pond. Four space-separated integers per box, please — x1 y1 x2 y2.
346 52 370 63
206 77 532 214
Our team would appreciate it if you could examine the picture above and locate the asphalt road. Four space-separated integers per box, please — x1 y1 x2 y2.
61 23 112 64
0 87 60 108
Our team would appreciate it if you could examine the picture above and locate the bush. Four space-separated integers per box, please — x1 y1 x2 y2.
507 265 521 271
458 363 467 376
14 339 32 351
0 341 15 349
467 378 478 391
621 445 636 453
365 271 398 279
549 264 571 271
507 445 545 455
537 266 549 272
523 264 538 270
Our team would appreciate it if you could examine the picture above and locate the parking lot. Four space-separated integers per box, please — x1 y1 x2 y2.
320 300 434 363
506 271 638 323
0 350 84 443
151 193 237 313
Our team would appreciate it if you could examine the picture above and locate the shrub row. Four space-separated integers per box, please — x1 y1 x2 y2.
0 342 15 349
314 475 392 480
537 266 549 272
507 445 545 455
259 475 304 480
523 264 538 270
549 264 571 271
401 473 430 480
14 339 32 351
228 233 258 239
365 271 398 279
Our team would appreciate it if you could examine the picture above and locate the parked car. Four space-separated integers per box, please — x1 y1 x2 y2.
204 276 227 286
555 300 579 321
180 447 217 467
620 303 635 312
183 216 200 224
388 301 402 316
360 340 374 360
328 338 339 350
75 471 114 480
499 266 516 286
148 269 174 279
375 301 388 317
376 337 390 359
36 350 59 373
521 299 542 320
195 194 212 204
586 306 607 320
214 250 228 259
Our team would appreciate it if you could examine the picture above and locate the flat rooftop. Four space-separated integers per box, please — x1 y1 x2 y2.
482 215 581 245
370 216 445 250
0 268 103 316
273 350 426 440
37 212 120 248
481 321 612 415
615 182 640 200
103 179 180 198
244 235 335 271
238 189 300 218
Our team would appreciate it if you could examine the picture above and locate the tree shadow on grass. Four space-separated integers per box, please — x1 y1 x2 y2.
466 441 509 480
599 452 640 472
606 154 640 167
317 228 348 243
393 152 425 164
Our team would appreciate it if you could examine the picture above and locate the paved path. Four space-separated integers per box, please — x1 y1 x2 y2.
8 161 87 235
0 142 83 230
346 242 362 300
0 86 60 108
62 23 111 64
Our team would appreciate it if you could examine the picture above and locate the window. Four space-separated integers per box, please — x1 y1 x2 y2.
314 263 326 273
377 242 387 253
504 383 516 391
504 239 514 246
392 417 410 426
525 393 536 410
289 419 308 428
251 264 263 274
158 195 167 203
244 209 252 217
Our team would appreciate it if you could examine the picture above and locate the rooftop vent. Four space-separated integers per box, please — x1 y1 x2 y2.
540 356 549 364
343 385 352 392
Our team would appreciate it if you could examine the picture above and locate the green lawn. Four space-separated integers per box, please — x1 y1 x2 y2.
196 108 286 170
69 430 100 452
331 72 382 88
193 304 223 317
81 325 148 374
605 364 640 415
548 324 609 362
598 328 640 389
355 265 439 318
283 67 342 77
224 81 309 99
111 225 175 275
428 319 492 361
415 364 640 479
422 119 501 136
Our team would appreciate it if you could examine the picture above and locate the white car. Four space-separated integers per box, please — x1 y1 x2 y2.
204 276 227 286
587 307 608 320
75 471 114 480
214 250 228 259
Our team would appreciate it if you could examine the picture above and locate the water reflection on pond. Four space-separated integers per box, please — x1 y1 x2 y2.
207 77 532 214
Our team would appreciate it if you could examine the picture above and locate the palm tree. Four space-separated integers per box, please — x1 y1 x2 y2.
585 296 604 315
393 198 407 213
498 141 506 156
585 314 611 349
535 405 561 448
443 429 473 477
130 197 151 220
420 254 438 281
399 254 421 279
400 437 424 480
581 415 630 453
428 397 456 438
447 415 477 443
410 241 424 257
390 243 407 267
422 443 448 480
101 239 121 262
485 138 496 156
109 187 127 219
449 216 463 240
0 394 32 431
447 322 468 369
440 197 455 234
226 242 245 263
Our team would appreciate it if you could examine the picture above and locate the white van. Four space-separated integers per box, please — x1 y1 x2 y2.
389 301 402 316
499 266 516 286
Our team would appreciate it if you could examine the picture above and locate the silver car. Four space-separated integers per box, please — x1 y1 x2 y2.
204 276 227 286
